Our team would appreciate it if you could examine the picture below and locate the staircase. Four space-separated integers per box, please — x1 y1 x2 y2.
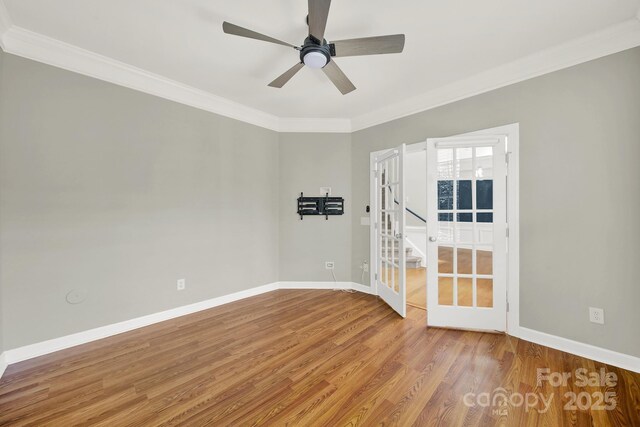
380 174 425 269
383 246 423 269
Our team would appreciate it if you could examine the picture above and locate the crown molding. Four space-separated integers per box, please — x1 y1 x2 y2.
1 0 640 133
278 117 351 133
351 18 640 131
0 0 348 133
0 23 350 133
1 25 285 131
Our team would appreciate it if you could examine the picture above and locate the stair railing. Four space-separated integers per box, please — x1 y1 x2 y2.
387 185 426 224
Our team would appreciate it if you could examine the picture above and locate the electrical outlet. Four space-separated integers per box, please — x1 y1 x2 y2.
177 279 186 291
589 307 604 324
325 261 335 270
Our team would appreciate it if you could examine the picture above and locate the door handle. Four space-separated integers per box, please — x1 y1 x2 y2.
429 236 437 242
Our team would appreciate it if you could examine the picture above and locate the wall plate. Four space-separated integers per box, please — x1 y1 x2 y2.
66 289 87 304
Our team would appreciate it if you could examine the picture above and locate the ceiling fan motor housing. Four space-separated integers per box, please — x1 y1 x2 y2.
300 36 334 69
223 3 404 94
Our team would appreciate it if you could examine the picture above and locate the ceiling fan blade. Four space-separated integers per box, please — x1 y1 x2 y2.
222 22 297 48
268 63 305 88
322 60 355 95
308 0 331 42
331 34 405 57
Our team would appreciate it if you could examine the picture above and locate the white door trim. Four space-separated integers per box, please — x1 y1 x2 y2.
463 124 520 335
369 153 378 296
369 123 519 335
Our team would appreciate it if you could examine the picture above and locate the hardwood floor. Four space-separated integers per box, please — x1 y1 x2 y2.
1 290 638 426
407 267 427 309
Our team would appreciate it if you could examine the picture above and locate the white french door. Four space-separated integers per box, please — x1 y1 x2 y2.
426 136 507 331
374 144 407 317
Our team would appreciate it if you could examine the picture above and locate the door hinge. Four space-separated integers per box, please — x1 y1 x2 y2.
505 152 510 176
506 226 510 238
374 273 378 281
507 301 510 312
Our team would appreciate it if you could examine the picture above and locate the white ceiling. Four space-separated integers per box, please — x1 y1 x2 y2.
2 0 640 124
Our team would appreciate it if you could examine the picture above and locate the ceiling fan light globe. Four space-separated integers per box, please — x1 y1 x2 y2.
303 51 329 69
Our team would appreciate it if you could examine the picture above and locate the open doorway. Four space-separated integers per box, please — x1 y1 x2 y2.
404 149 428 310
370 124 519 333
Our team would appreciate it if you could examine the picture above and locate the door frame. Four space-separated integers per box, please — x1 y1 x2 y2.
369 123 520 334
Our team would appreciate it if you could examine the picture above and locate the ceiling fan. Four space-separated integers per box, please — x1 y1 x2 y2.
222 0 405 95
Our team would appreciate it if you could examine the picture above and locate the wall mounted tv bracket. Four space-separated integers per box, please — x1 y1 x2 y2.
297 192 344 220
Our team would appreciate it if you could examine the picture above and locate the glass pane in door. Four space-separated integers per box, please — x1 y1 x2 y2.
375 144 407 318
378 154 403 296
435 146 495 309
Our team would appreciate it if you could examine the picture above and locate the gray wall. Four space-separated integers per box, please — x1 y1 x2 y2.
405 150 427 227
351 47 640 357
1 44 639 360
0 51 280 349
279 133 352 282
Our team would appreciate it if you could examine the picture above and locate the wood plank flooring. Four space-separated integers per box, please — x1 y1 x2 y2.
1 290 639 426
406 267 427 310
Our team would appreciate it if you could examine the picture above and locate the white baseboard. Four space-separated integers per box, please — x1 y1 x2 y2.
277 281 353 290
404 236 426 268
3 282 637 378
3 282 279 366
277 281 374 295
515 327 640 374
350 282 376 295
0 281 374 376
0 352 7 378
